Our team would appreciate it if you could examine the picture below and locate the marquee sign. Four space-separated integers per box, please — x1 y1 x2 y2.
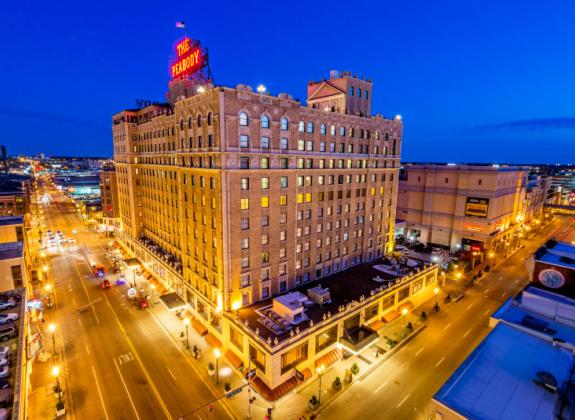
465 197 490 218
170 37 206 80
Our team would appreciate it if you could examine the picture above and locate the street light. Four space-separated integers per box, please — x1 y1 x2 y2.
316 364 326 404
455 271 462 280
48 323 56 355
45 284 53 308
52 366 62 405
184 318 190 349
214 348 221 385
401 308 409 328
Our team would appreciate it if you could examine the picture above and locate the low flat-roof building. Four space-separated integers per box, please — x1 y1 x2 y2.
433 286 575 419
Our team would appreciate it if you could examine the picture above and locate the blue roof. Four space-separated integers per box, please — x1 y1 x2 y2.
0 216 23 226
537 241 575 270
434 323 573 420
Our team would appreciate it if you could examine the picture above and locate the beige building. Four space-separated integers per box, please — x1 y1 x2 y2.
0 217 28 292
112 56 438 395
397 164 529 252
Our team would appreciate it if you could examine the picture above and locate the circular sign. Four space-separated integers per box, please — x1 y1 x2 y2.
538 269 566 289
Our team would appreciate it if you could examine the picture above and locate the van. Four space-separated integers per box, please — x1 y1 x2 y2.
0 327 16 342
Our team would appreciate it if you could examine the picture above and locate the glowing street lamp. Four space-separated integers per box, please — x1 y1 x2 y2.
45 283 53 308
197 86 206 93
184 318 190 349
316 364 326 404
455 271 463 280
256 84 267 94
434 287 440 305
52 366 62 405
214 348 221 385
401 307 409 328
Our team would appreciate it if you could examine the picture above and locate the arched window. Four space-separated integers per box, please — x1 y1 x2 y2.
197 114 202 127
393 139 397 155
298 121 305 132
340 126 346 137
207 112 213 126
261 115 270 129
349 127 355 138
307 122 314 133
280 117 289 131
384 132 389 141
366 130 370 139
239 112 249 126
320 124 327 135
350 86 354 96
330 125 336 136
188 117 193 129
360 129 365 139
358 88 362 97
180 119 184 130
375 130 380 140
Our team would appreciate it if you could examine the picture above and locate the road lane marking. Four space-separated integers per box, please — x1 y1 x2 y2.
466 303 473 310
118 352 135 365
167 367 177 381
374 380 388 393
415 347 424 357
484 309 491 316
140 327 149 338
514 279 519 284
92 365 110 420
501 292 507 298
484 288 490 294
85 343 90 354
72 260 101 325
113 358 141 420
77 317 82 326
396 394 410 408
498 276 503 281
443 322 452 331
463 329 472 338
104 295 173 419
435 357 446 367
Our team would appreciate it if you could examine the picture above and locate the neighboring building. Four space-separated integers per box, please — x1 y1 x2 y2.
112 36 432 395
433 286 575 419
397 164 528 252
527 240 575 299
100 166 120 230
0 216 29 292
0 174 30 217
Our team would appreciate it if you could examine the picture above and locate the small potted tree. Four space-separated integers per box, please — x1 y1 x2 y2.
207 362 215 376
224 382 231 392
56 401 65 417
308 395 320 410
332 376 342 391
406 321 414 332
350 362 359 375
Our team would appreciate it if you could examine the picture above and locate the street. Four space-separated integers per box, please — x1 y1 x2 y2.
34 180 235 420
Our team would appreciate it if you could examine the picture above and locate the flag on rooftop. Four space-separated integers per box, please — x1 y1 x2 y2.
176 21 185 29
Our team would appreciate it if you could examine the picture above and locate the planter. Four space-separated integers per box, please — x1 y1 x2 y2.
308 396 320 410
56 402 65 417
207 369 215 376
350 363 359 375
332 378 342 391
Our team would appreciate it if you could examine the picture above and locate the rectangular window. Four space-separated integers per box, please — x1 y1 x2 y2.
297 140 305 151
280 176 288 188
240 156 250 169
261 137 270 149
240 135 249 148
262 286 270 299
280 158 288 169
261 177 269 189
280 195 287 206
230 326 244 351
250 345 266 373
241 218 249 230
240 198 249 210
240 178 249 190
261 157 270 169
280 138 288 150
280 342 308 374
398 286 410 302
315 326 337 352
241 274 251 287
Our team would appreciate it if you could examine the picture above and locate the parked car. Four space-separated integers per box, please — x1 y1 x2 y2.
0 314 18 325
101 279 111 289
0 348 10 359
0 301 15 311
0 379 9 389
0 359 9 368
0 367 9 379
0 388 11 408
0 327 16 342
0 407 11 420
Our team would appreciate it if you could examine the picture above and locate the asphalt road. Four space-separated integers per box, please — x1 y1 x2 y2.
318 216 572 420
36 181 234 420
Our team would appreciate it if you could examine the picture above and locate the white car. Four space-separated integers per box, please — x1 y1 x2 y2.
0 359 9 368
0 302 15 311
0 314 18 325
0 348 10 359
0 367 9 379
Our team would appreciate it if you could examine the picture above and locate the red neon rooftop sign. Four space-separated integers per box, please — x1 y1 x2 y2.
170 37 203 79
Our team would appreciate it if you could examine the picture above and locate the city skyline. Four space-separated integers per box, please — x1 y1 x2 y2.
2 0 575 162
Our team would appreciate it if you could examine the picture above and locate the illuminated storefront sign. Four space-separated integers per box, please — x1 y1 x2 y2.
170 37 204 79
464 225 483 232
465 197 490 218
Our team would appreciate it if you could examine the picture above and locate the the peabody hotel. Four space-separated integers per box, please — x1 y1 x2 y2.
112 49 438 398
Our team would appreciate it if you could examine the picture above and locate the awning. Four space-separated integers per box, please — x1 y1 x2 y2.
339 326 379 355
383 310 400 323
301 368 312 381
191 318 208 336
204 333 222 348
159 292 187 311
124 258 140 268
314 347 342 369
225 349 243 369
368 319 385 331
251 375 301 401
398 301 415 312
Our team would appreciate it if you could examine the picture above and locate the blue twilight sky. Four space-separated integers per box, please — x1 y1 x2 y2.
1 0 574 163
